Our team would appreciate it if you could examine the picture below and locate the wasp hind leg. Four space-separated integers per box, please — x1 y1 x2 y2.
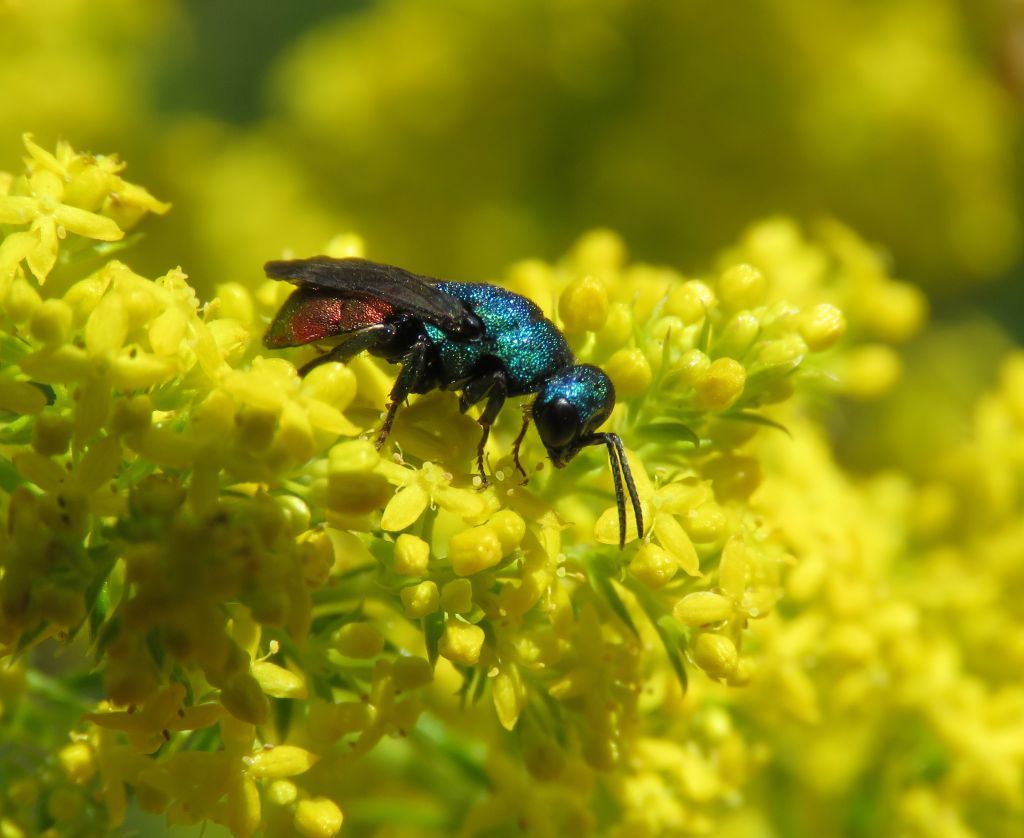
297 324 395 377
376 335 433 451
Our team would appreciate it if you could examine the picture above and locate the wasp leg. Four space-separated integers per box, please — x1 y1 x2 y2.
377 336 432 450
511 408 531 482
460 371 509 487
297 324 395 377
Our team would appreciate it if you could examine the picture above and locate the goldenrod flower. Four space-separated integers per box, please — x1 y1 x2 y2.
2 135 1022 838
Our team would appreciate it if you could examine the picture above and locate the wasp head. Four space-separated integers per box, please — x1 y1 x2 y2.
533 365 614 466
533 364 644 548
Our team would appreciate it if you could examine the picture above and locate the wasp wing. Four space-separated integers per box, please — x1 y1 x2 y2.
264 257 480 338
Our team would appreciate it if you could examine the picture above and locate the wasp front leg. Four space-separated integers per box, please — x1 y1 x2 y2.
511 406 531 482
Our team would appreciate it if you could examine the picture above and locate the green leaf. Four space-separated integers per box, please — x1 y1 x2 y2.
61 545 118 644
424 611 445 667
720 410 792 437
14 620 50 658
654 615 690 692
0 333 32 366
639 421 701 448
697 310 713 354
589 561 639 638
0 414 34 444
273 695 294 738
0 454 26 492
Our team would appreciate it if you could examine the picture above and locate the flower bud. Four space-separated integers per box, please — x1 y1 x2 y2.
302 363 357 410
29 299 72 346
488 509 526 553
683 503 727 543
393 656 433 691
596 302 633 352
441 579 474 614
219 672 270 725
863 281 926 343
798 302 846 351
717 264 766 310
693 358 746 410
571 229 625 274
215 282 255 325
439 618 485 665
266 780 298 807
5 276 42 323
716 311 760 358
148 307 188 356
675 348 711 386
449 525 503 576
294 797 344 838
629 543 678 589
560 275 609 334
604 348 653 397
104 396 147 441
58 742 96 785
666 280 715 324
394 534 430 576
334 623 385 658
400 581 439 619
692 632 739 679
837 344 902 399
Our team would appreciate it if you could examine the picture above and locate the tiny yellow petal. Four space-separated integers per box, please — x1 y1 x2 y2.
673 592 734 626
52 205 123 242
246 745 319 779
252 661 308 699
380 483 430 531
654 514 701 576
492 664 525 731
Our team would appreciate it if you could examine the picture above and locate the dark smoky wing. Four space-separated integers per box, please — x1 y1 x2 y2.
264 257 477 337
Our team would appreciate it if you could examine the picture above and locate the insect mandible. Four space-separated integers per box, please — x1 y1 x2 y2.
262 257 644 548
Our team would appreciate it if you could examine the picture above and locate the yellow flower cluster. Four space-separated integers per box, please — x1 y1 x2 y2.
1 135 1020 837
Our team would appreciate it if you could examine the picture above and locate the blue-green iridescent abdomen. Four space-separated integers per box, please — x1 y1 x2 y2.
423 281 573 394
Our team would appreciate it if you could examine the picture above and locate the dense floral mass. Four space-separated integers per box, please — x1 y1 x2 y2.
1 135 1023 838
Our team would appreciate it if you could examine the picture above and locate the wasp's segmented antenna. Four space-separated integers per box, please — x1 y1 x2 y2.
600 433 644 549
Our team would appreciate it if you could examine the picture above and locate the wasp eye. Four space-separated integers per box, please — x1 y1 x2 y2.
534 396 579 450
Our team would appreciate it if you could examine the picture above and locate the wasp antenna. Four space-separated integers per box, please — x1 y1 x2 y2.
601 435 628 550
598 434 644 549
607 433 644 548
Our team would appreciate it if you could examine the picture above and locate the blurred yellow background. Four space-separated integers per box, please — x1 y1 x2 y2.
3 0 1022 305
